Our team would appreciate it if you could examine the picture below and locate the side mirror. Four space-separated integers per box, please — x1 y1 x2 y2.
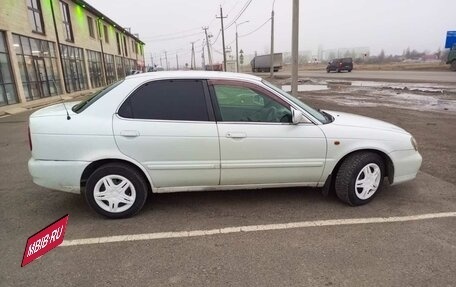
291 107 310 124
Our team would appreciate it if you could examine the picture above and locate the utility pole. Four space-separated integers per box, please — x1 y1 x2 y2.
164 51 169 70
270 0 276 78
235 21 249 73
201 40 206 69
202 27 213 70
216 6 227 71
291 0 299 96
176 54 179 70
150 53 154 68
190 42 196 70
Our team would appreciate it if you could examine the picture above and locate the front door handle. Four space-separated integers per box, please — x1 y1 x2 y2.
226 132 246 139
120 130 140 137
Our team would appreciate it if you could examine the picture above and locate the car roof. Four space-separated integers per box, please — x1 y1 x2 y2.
125 71 262 82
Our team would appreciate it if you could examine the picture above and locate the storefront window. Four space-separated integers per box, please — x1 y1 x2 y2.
60 44 88 92
115 56 125 79
13 34 61 101
104 54 116 84
86 50 103 88
0 32 18 106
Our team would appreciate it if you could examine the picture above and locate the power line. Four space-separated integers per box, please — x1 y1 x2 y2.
239 18 271 38
141 31 202 42
225 0 253 30
146 27 201 40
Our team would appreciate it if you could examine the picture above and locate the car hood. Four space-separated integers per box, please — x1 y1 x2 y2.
324 110 409 134
30 101 80 118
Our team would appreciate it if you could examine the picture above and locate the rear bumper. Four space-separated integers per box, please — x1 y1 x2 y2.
389 150 422 185
28 158 90 194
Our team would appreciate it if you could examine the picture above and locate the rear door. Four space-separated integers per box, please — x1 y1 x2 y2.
113 79 220 188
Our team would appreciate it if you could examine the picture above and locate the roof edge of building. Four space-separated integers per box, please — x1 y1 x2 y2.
71 0 145 45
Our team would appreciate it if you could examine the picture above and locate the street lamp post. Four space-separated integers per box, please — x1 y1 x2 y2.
270 0 276 78
235 20 249 73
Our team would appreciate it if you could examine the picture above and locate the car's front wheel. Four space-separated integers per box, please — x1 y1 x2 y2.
83 163 149 218
335 152 384 206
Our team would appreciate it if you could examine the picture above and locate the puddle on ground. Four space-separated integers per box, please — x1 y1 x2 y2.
324 80 454 93
281 84 328 92
328 92 455 113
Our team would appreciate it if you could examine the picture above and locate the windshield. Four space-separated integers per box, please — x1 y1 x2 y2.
72 80 123 113
262 80 331 124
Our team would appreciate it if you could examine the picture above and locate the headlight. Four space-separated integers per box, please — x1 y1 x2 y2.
411 136 418 151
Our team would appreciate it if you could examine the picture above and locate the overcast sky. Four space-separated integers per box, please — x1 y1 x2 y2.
87 0 455 67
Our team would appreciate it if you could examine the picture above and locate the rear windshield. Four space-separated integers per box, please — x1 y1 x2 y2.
72 80 123 113
342 58 353 63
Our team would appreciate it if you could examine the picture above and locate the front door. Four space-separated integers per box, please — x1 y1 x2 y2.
209 80 327 186
113 79 220 189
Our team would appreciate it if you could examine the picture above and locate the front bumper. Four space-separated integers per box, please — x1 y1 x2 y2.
388 150 422 185
28 158 90 194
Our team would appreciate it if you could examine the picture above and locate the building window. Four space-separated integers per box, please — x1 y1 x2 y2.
0 32 18 106
86 50 103 88
123 35 128 57
115 56 124 78
87 16 95 38
60 1 74 42
27 0 45 34
104 54 116 84
122 58 134 76
115 32 121 55
60 44 88 92
13 34 62 101
103 25 109 43
131 40 135 54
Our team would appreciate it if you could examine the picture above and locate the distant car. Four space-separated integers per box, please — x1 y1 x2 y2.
327 58 353 73
127 69 142 75
28 71 421 218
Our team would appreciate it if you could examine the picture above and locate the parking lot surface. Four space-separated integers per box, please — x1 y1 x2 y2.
1 77 456 286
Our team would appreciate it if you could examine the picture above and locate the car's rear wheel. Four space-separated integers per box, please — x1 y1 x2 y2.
335 152 384 206
83 163 149 218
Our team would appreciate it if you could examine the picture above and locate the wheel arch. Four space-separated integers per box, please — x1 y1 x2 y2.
337 149 394 182
80 158 153 194
323 148 394 195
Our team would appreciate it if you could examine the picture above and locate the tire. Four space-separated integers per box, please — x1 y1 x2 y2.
83 163 149 219
335 152 385 206
326 69 330 73
348 69 352 72
336 69 341 73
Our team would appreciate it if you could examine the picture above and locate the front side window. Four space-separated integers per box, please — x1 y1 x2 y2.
213 84 291 123
262 80 330 123
27 0 45 34
60 1 74 42
118 80 209 121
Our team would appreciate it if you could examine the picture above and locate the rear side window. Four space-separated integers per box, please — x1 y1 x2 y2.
118 79 209 121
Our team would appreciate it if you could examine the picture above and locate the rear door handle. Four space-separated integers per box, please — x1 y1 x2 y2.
120 130 140 137
226 132 246 139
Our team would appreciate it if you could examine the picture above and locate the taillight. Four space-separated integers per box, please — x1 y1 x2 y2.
28 125 32 151
339 62 342 66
